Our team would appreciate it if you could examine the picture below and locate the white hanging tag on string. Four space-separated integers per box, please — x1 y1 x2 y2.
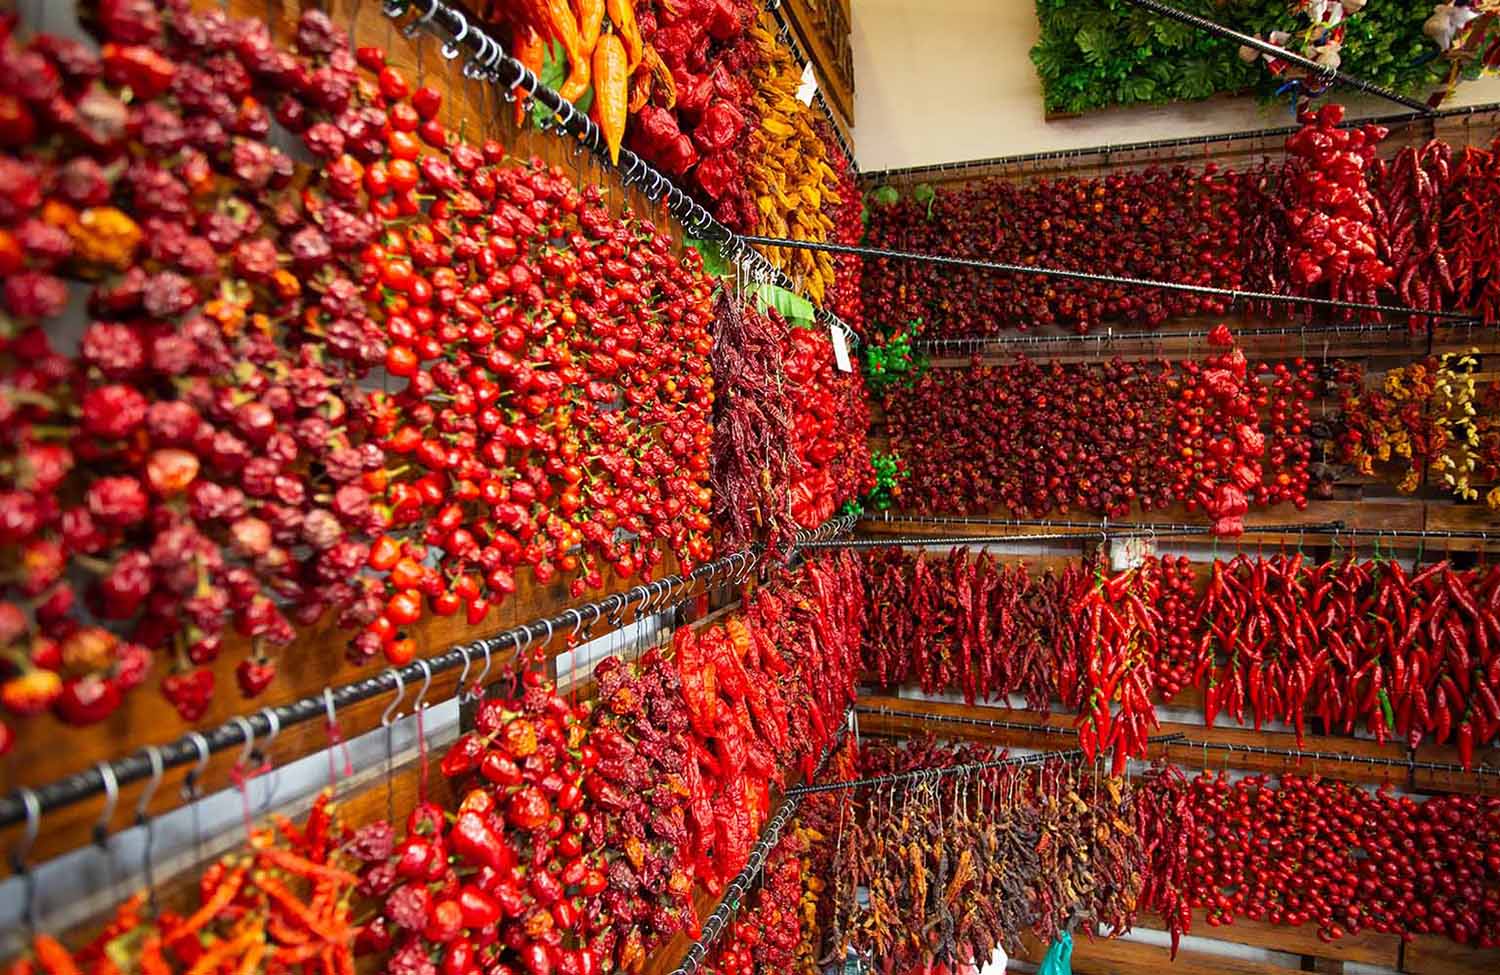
831 323 853 373
796 62 818 105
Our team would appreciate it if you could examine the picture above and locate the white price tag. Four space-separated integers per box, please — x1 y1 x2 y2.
831 324 853 372
796 61 818 105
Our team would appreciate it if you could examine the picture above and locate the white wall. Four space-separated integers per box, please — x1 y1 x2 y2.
852 0 1500 172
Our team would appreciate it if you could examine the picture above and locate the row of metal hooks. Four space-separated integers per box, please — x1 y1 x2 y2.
860 513 1500 549
911 321 1436 355
785 734 1187 796
0 512 857 840
858 101 1500 183
385 0 859 346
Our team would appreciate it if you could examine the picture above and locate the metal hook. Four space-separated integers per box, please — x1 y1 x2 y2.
324 687 339 731
440 9 469 60
9 787 39 927
463 32 490 78
182 732 210 799
136 747 165 824
231 716 257 770
380 668 407 727
471 638 496 701
258 708 281 757
413 659 433 713
93 761 119 846
566 607 585 642
456 644 473 691
401 0 440 37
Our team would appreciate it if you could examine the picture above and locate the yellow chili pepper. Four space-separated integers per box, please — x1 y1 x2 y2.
69 207 141 270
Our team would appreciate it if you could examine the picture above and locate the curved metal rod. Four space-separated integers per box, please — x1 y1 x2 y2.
439 8 469 60
380 669 408 727
92 762 119 844
413 659 434 712
182 732 211 799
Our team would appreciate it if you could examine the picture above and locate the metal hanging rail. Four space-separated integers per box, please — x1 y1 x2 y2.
799 529 1205 550
383 0 858 345
764 0 856 170
0 514 857 831
912 321 1439 355
1121 0 1434 115
858 515 1500 549
869 513 1350 537
859 705 1500 778
785 734 1187 796
859 102 1500 183
739 235 1480 326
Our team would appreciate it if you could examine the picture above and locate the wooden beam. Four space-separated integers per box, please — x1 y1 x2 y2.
1402 933 1500 975
1014 929 1313 975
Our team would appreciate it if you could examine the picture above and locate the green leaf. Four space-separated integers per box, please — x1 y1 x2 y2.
1151 18 1196 49
1074 26 1117 64
685 239 732 278
1176 58 1218 101
746 282 815 327
912 182 936 220
530 41 592 125
869 185 899 207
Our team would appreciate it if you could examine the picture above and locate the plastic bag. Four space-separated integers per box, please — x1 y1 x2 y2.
1037 931 1073 975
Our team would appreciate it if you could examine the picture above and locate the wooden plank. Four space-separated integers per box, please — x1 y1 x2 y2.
779 0 855 130
1013 929 1306 975
1402 933 1500 975
1140 912 1400 969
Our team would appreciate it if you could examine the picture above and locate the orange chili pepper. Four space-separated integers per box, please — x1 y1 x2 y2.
32 936 80 975
545 0 591 103
575 0 604 58
138 937 170 975
185 926 258 975
235 938 266 975
168 864 249 944
606 0 643 71
591 32 629 165
252 845 358 887
514 23 547 128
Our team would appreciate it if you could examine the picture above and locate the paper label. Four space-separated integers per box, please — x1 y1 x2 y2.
831 324 853 372
796 62 818 105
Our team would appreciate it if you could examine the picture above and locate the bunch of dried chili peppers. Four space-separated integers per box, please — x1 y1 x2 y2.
860 547 1500 769
7 792 360 975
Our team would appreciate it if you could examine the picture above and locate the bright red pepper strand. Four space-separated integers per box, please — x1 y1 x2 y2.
859 549 1500 762
782 326 874 528
1280 104 1394 313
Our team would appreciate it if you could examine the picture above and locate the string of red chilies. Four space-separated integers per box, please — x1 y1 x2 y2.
859 547 1500 772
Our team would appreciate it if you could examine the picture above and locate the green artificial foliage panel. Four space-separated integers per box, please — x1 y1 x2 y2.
1031 0 1475 116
